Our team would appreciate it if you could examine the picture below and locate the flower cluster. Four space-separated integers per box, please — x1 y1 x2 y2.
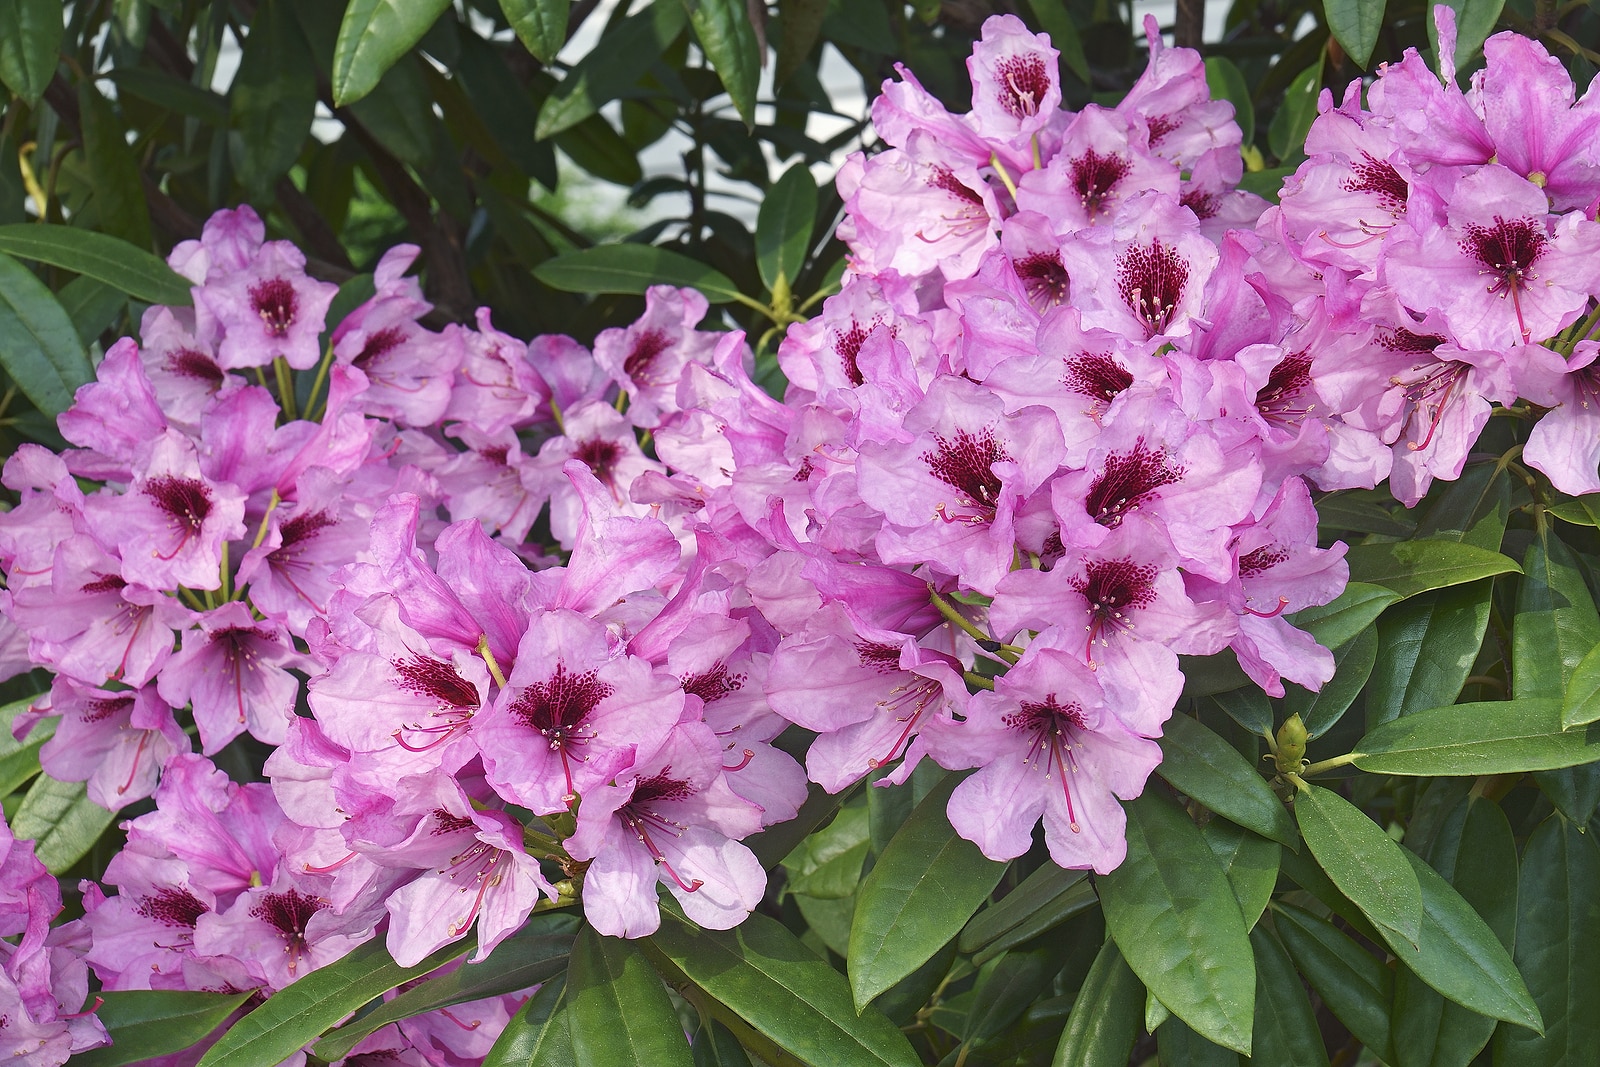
3 8 1598 1064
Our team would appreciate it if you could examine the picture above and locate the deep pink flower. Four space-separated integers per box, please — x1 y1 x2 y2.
36 680 188 810
195 239 338 371
967 14 1062 144
157 601 305 754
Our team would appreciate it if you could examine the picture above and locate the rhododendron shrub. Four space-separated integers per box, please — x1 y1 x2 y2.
0 9 1598 1067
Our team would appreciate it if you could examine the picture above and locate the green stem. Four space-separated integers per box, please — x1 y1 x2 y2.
218 540 231 601
250 489 282 551
304 344 336 422
1299 752 1358 777
1559 301 1600 355
988 152 1018 201
963 671 995 691
272 356 298 422
478 634 509 690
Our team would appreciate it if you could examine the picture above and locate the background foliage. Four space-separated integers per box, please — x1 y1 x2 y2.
6 0 1600 1065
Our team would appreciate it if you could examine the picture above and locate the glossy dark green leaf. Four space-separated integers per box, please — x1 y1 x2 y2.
72 991 253 1067
552 114 646 186
344 55 437 168
196 937 471 1067
1290 582 1402 652
1285 624 1378 739
1344 539 1520 601
1207 686 1273 737
1428 0 1507 67
0 0 61 102
1391 849 1540 1031
536 1 688 138
693 1017 755 1067
1203 57 1254 146
1316 493 1416 539
1548 496 1600 529
782 801 869 900
1414 461 1511 550
1156 1016 1240 1065
534 244 742 304
1250 925 1330 1067
110 67 231 125
568 926 690 1067
959 865 1086 955
0 250 92 418
1391 794 1515 1067
1364 582 1492 730
484 977 574 1067
1202 820 1280 929
756 162 818 293
1324 0 1386 67
1098 793 1255 1055
682 0 761 127
1023 0 1090 83
0 224 192 307
1566 639 1600 728
1491 815 1600 1064
963 939 1076 1044
1272 902 1394 1061
1295 784 1422 948
969 875 1096 967
1179 651 1251 699
1051 941 1143 1067
330 0 451 106
1515 532 1600 698
793 889 854 957
315 920 577 1061
849 774 1006 1010
230 0 317 196
1266 59 1323 161
0 695 50 799
456 36 557 188
502 0 568 63
1156 713 1297 848
10 773 113 874
1353 698 1600 776
79 81 153 249
59 276 125 344
648 907 921 1067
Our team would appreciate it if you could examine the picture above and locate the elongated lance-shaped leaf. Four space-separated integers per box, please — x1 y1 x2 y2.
535 1 688 139
534 245 743 305
1324 0 1386 67
0 0 62 103
1295 784 1422 948
567 926 692 1067
196 936 473 1067
1285 624 1377 739
79 81 153 249
73 991 254 1067
1156 712 1297 847
483 976 574 1067
1249 926 1330 1067
1289 582 1402 651
1353 698 1600 776
1273 902 1395 1061
501 0 568 63
0 250 93 417
756 162 818 294
230 0 318 196
681 0 762 128
1365 581 1493 730
330 0 452 106
848 773 1005 1010
10 773 113 874
1344 538 1520 600
1099 793 1256 1055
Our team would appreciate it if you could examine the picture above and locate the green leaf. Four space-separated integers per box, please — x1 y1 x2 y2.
501 0 568 63
1284 624 1377 739
647 907 920 1067
1391 794 1516 1067
10 773 113 874
196 936 472 1067
0 224 192 307
1050 940 1142 1067
1203 57 1254 147
535 1 688 139
774 0 828 86
0 695 51 800
0 0 62 103
1414 460 1512 550
0 250 93 418
1267 59 1323 162
344 55 437 168
1294 784 1423 949
315 919 577 1061
1156 1016 1240 1065
59 276 126 344
963 939 1077 1044
552 114 645 186
1324 0 1386 67
1344 539 1520 601
1155 713 1297 848
1364 581 1493 730
230 0 317 196
756 162 818 294
78 81 153 249
534 244 743 304
1548 496 1600 529
109 68 231 125
1023 0 1090 84
848 774 1006 1010
681 0 762 128
1428 0 1507 68
1564 642 1600 728
330 0 451 106
959 865 1084 955
782 801 869 900
1492 814 1600 1064
72 991 253 1067
568 926 692 1067
1098 793 1256 1055
484 976 574 1067
1352 698 1600 776
1206 686 1273 737
1393 848 1541 1032
1272 902 1395 1061
693 1017 755 1067
1290 582 1402 652
1202 820 1280 929
1249 926 1330 1067
969 877 1096 968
